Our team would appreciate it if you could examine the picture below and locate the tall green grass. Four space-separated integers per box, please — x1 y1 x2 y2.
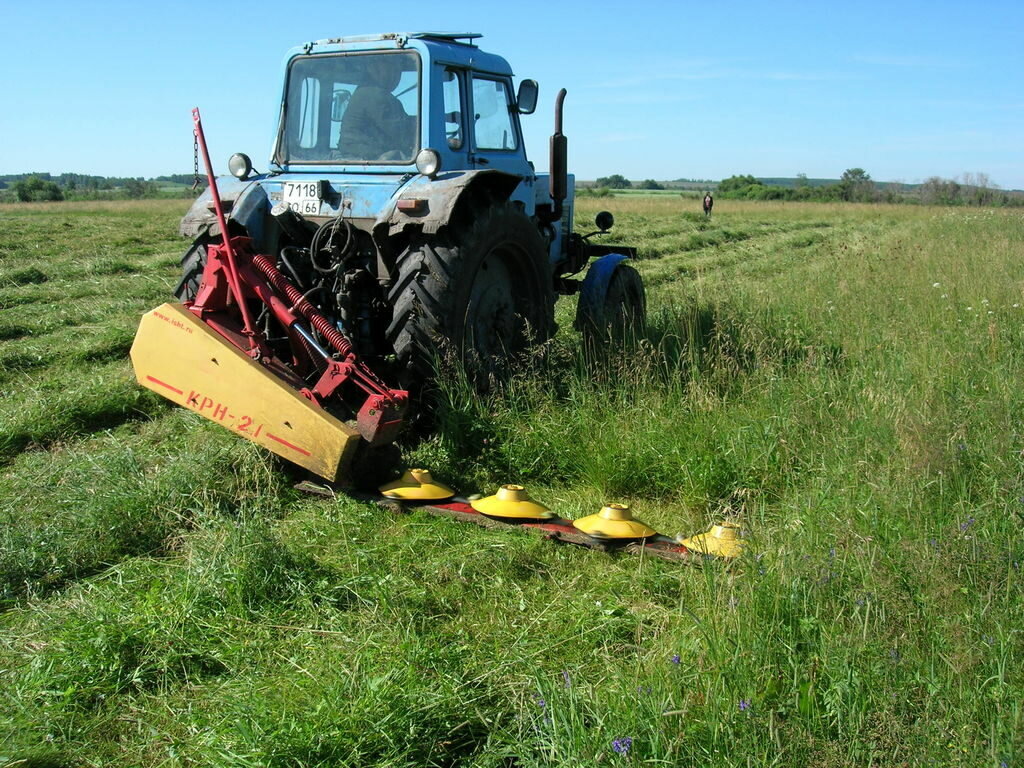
1 199 1022 765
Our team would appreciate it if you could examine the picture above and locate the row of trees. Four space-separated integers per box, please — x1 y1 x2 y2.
593 175 668 190
715 169 1022 207
4 168 1019 207
0 173 202 203
585 170 1021 207
917 173 1005 206
718 169 882 202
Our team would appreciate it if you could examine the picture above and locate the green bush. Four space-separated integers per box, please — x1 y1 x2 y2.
12 175 63 202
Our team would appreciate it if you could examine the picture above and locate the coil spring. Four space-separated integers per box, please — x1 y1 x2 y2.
250 252 352 358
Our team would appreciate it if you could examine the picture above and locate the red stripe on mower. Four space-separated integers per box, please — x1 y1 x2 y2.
266 432 311 456
145 375 184 396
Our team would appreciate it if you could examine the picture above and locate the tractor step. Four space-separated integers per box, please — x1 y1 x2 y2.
294 481 695 564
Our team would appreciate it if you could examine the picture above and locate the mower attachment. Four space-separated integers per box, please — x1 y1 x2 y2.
131 302 361 480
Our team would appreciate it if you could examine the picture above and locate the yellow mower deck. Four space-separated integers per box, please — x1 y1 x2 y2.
130 303 360 481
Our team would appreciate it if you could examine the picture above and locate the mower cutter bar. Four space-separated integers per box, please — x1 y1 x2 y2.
294 482 694 564
415 501 694 563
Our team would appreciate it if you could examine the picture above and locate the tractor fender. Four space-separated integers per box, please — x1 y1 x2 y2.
179 176 267 247
378 169 522 238
574 252 631 330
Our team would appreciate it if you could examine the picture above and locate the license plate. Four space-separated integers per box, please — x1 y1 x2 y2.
283 182 322 215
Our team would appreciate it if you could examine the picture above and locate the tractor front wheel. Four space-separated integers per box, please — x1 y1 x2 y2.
601 264 646 341
578 263 647 345
386 204 554 391
174 238 209 303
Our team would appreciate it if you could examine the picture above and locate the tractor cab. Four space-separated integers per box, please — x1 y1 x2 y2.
272 34 537 182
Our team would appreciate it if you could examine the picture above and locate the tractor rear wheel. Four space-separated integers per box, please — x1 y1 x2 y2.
386 204 554 391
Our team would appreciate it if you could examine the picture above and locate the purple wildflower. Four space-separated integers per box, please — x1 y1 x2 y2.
562 669 571 688
738 698 751 712
670 654 681 665
535 697 546 708
960 517 975 532
612 737 632 755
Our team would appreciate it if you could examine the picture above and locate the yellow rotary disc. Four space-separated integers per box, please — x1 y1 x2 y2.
572 503 657 540
471 485 554 520
379 468 455 501
678 522 744 558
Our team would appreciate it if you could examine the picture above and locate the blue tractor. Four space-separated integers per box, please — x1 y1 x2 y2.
179 32 643 386
134 32 644 483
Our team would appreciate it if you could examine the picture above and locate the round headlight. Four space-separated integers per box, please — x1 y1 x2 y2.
228 153 253 180
415 148 441 178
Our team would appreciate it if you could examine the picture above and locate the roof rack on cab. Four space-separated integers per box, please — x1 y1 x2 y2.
408 32 482 44
314 32 482 47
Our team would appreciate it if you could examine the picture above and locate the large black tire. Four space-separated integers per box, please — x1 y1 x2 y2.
174 239 208 302
386 204 554 390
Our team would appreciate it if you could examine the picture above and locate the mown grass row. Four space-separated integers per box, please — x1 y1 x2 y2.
1 198 1022 766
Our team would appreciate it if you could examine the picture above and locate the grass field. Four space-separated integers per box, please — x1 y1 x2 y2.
1 197 1022 766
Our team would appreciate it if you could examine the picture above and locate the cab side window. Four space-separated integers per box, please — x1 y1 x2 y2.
442 68 464 150
471 76 517 151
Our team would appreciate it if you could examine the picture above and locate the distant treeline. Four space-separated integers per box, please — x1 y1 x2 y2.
584 174 713 191
5 169 1020 208
715 170 1022 206
0 173 204 203
580 170 1023 207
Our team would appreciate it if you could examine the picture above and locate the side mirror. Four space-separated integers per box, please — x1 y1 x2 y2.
331 90 351 121
595 211 614 232
516 79 539 114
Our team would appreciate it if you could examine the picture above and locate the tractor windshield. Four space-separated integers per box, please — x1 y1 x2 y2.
278 51 420 165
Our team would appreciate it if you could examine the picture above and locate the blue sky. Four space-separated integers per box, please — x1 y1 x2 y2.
3 0 1022 187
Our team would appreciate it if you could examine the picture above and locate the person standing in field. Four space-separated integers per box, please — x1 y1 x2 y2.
703 192 714 217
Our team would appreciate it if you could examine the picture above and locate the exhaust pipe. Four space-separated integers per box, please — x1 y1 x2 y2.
547 88 568 223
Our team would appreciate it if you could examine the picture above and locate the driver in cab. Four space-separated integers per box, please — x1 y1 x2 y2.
338 57 415 161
